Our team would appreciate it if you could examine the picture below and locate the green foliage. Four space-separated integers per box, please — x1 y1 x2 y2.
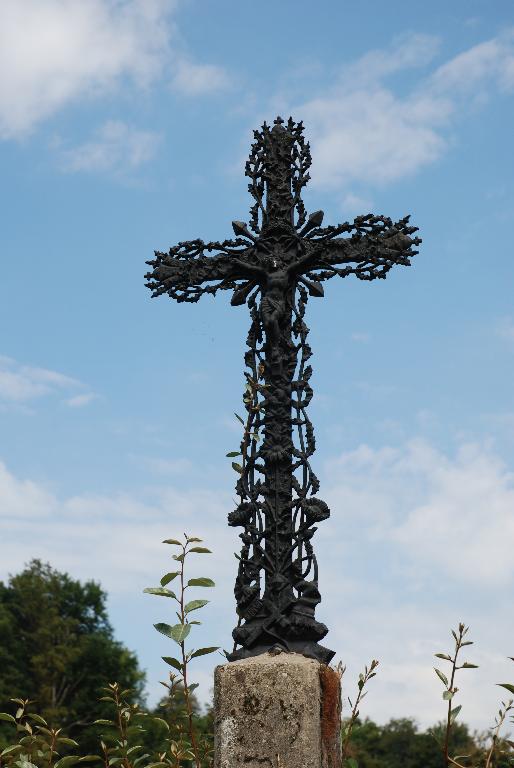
0 697 99 768
341 659 379 766
346 717 475 768
0 682 213 768
0 561 144 751
144 534 218 768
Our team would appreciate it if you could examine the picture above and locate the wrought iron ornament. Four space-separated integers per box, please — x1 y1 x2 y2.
145 117 421 664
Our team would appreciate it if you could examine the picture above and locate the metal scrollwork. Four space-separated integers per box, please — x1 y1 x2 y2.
145 117 421 664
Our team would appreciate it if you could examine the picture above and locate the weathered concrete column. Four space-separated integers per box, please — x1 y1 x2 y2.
214 651 341 768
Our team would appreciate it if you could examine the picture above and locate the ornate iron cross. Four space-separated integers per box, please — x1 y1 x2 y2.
145 117 421 665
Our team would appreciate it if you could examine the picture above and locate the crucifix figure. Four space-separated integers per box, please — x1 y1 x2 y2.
145 117 421 664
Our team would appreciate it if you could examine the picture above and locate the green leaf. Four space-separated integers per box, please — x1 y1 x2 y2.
435 653 452 661
450 705 462 724
27 714 47 726
186 537 203 543
498 684 514 695
133 755 151 766
19 736 35 747
172 553 185 562
57 738 79 747
93 719 115 726
188 547 212 554
187 683 199 694
1 745 23 757
126 747 143 756
190 646 220 659
162 656 183 672
162 539 182 545
226 451 241 458
460 663 478 669
54 757 81 768
234 413 244 425
171 624 191 643
346 759 359 768
150 718 169 730
434 668 449 687
187 577 215 588
17 759 37 768
232 462 243 474
154 622 191 644
78 757 101 763
0 713 16 723
154 623 174 638
160 572 180 586
143 587 177 598
185 599 209 614
443 691 454 701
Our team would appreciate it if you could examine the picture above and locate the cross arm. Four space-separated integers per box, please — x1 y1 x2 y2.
145 236 255 303
295 214 421 283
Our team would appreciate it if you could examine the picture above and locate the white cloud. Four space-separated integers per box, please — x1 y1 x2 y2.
171 60 231 96
0 355 97 408
0 458 234 594
66 393 98 408
430 30 514 95
299 86 450 190
0 0 175 139
59 121 161 174
0 461 55 519
341 33 441 86
342 193 373 215
293 30 514 190
324 439 514 586
0 355 79 402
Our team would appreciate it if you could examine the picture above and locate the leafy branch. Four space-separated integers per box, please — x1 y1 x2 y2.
341 659 379 768
431 623 478 768
144 535 218 768
227 364 265 477
0 699 97 768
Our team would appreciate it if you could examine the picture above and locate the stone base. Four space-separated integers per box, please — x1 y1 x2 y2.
214 651 341 768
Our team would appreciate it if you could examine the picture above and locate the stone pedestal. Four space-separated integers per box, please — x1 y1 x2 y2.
214 651 341 768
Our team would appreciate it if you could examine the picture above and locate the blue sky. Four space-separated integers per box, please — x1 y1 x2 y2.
1 0 514 731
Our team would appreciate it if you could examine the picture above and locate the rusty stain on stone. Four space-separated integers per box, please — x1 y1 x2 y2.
320 665 342 768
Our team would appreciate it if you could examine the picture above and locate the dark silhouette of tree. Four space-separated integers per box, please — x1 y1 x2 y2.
0 560 144 749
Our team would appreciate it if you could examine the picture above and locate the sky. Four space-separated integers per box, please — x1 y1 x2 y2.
1 0 514 734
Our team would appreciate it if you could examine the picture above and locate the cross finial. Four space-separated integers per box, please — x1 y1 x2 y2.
246 117 311 233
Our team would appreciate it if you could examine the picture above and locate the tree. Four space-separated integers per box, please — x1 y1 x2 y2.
348 717 476 768
0 560 144 746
